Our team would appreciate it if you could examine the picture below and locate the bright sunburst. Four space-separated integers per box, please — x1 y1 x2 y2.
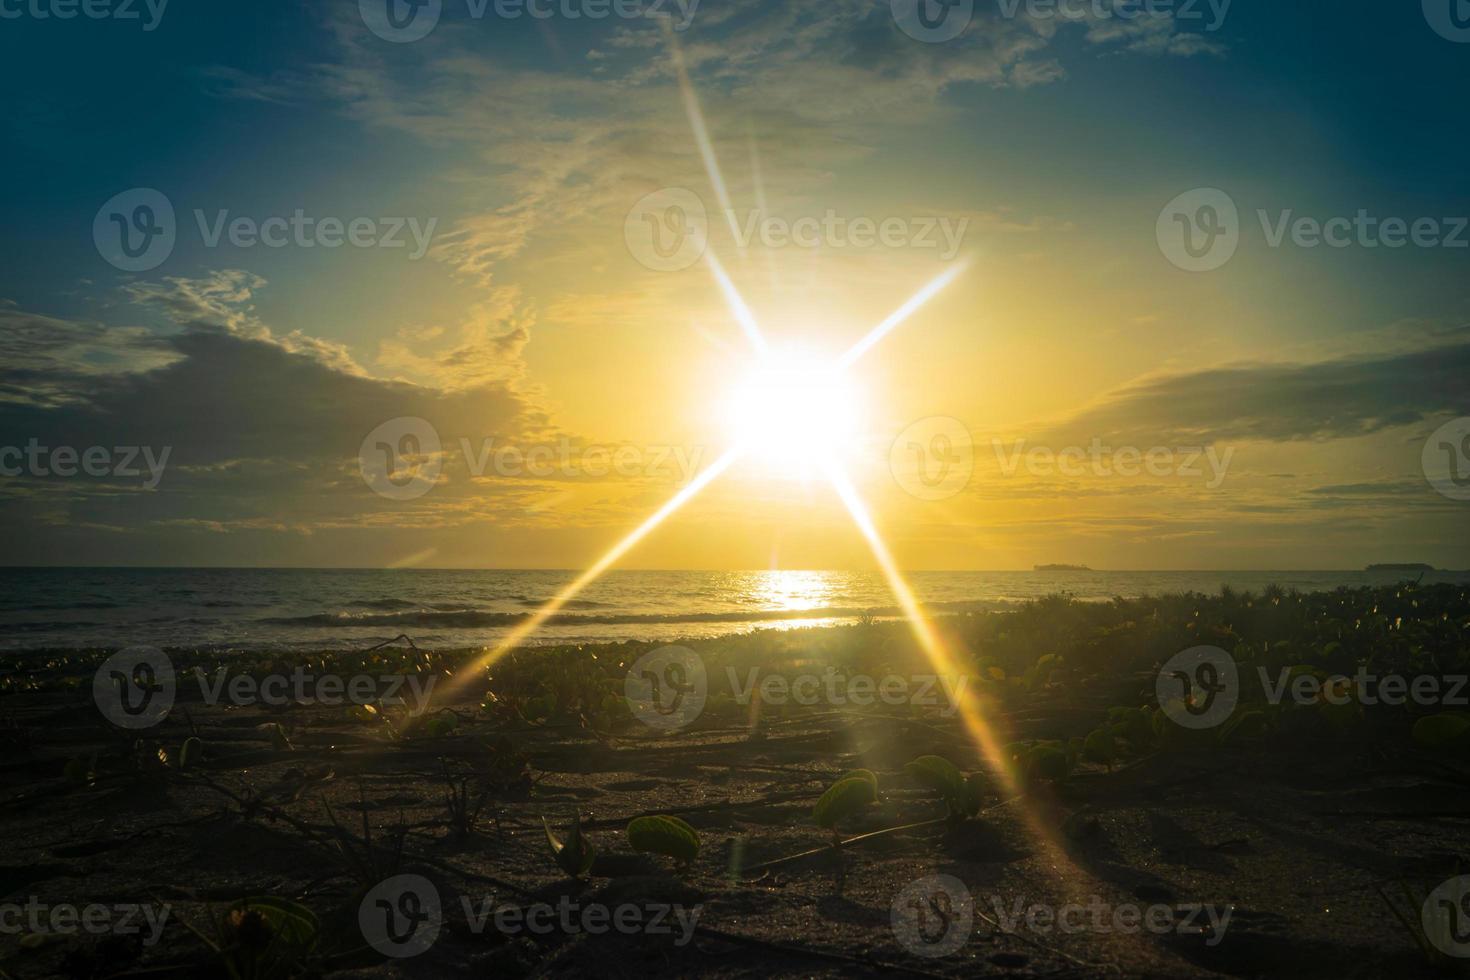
446 41 997 787
722 347 867 475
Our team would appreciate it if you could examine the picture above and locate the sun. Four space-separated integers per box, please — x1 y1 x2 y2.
722 347 867 475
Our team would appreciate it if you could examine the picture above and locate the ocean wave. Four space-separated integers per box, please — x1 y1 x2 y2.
253 600 995 629
514 597 609 609
347 598 422 611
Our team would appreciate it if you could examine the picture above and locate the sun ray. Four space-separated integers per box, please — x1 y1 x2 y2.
836 262 967 371
705 248 770 355
445 444 745 691
822 462 1019 793
670 35 744 249
823 463 1091 902
746 124 780 290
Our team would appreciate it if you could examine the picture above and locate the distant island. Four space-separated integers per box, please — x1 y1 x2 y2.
1035 564 1092 572
1365 563 1435 572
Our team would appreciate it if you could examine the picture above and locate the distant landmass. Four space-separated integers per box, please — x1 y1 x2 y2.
1365 563 1435 572
1035 564 1093 572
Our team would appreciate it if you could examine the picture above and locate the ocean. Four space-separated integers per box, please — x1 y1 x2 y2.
1 567 1465 653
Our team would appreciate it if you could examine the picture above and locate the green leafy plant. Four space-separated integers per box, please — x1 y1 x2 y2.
626 814 700 866
813 775 878 840
905 754 978 817
178 736 204 770
181 896 319 980
544 813 597 877
1413 712 1470 753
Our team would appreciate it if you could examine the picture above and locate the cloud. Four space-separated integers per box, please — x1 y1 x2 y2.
1035 327 1470 445
125 271 367 375
204 0 1226 291
0 309 177 408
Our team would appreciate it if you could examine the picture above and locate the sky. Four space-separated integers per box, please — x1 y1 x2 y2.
0 0 1467 570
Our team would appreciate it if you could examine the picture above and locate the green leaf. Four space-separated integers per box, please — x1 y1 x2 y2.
267 723 293 753
544 813 596 877
1025 744 1070 784
1082 728 1115 766
905 754 964 804
626 815 700 864
1412 713 1470 751
840 769 879 792
225 896 319 950
179 736 203 769
813 776 877 830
